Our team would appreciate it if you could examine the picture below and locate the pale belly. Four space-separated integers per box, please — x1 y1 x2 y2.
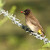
26 22 38 32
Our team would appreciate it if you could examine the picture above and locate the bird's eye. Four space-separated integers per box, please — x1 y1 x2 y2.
26 11 27 13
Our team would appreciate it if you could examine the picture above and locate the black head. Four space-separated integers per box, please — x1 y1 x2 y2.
24 9 31 15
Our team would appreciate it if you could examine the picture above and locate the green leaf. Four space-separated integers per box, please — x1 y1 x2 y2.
0 0 5 8
38 48 46 50
43 43 50 48
9 6 17 14
0 6 16 26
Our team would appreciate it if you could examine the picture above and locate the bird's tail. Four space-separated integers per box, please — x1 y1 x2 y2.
41 30 45 37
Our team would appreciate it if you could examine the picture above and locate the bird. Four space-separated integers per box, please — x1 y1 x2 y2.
21 9 45 37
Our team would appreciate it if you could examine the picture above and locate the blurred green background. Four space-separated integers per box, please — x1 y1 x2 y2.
0 0 50 50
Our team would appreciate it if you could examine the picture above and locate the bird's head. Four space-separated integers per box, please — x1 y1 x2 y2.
21 9 31 15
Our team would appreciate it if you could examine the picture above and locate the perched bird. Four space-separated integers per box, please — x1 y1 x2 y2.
21 9 44 36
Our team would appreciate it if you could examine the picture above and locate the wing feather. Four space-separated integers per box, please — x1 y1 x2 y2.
29 16 43 31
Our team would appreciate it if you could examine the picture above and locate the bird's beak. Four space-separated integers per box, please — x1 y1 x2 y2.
21 11 25 14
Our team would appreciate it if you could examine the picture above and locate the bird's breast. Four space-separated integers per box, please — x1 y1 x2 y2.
26 21 38 32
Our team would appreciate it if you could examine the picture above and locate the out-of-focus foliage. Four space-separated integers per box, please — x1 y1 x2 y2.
0 6 16 26
39 48 47 50
43 43 50 48
0 0 5 8
0 0 50 50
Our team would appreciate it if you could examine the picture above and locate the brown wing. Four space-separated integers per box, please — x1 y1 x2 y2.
29 16 43 31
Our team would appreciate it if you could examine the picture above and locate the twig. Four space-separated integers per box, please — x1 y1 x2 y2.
0 8 50 44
